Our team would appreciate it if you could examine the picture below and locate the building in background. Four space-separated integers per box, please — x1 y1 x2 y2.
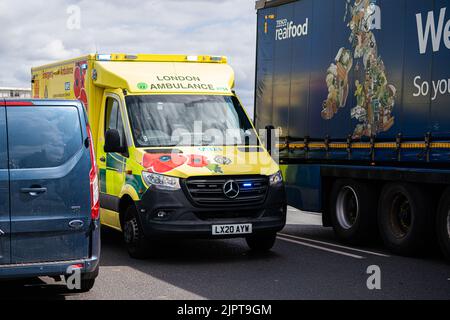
0 87 32 98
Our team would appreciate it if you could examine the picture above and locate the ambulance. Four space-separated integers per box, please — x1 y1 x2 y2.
32 54 287 258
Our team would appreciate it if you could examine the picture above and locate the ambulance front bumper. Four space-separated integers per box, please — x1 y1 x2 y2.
135 182 287 239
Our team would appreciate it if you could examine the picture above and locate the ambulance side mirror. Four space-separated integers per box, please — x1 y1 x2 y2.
104 129 127 154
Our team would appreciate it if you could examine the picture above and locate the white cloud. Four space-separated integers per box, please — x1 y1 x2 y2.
36 40 81 60
0 0 257 115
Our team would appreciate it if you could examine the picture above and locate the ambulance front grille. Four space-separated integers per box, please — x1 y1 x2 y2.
184 175 269 207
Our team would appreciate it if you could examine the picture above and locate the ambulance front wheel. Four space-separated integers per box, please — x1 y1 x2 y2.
123 205 151 259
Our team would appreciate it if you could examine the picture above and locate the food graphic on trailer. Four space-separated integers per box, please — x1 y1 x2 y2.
321 0 397 139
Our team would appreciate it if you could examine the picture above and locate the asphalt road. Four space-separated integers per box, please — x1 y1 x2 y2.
2 208 450 300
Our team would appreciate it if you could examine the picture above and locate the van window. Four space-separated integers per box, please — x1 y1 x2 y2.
7 107 82 169
105 97 125 145
0 108 7 169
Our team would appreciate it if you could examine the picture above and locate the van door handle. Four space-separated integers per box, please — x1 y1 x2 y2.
20 187 47 196
99 156 106 163
69 220 84 230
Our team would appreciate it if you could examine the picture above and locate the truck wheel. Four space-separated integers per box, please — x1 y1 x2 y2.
378 183 431 256
123 205 151 259
246 233 277 252
436 188 450 261
329 179 377 244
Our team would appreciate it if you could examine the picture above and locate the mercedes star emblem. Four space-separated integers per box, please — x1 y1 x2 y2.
223 180 240 199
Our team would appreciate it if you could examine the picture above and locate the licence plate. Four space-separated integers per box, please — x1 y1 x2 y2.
212 224 253 235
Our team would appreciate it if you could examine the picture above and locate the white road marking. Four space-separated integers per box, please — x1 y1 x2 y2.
277 236 364 259
279 233 391 258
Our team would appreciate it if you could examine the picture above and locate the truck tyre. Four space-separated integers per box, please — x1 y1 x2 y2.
246 233 277 252
329 179 377 244
123 205 151 259
436 188 450 261
378 183 431 256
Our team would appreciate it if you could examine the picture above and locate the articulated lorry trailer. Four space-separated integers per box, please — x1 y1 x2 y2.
254 0 450 259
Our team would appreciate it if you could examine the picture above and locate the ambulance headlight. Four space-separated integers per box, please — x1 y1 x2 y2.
269 171 283 186
142 172 181 191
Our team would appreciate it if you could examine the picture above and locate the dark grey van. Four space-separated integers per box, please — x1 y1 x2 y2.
0 99 100 292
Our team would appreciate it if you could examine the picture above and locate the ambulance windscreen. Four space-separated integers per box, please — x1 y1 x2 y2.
125 95 258 148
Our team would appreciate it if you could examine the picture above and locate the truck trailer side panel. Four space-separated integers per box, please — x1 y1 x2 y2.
256 0 450 150
255 0 450 193
255 0 450 257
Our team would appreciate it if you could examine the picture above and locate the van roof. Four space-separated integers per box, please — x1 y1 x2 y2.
1 99 82 107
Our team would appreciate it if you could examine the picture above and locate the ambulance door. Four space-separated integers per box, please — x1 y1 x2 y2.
98 93 128 229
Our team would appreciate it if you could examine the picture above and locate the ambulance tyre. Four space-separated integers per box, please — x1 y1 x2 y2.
246 232 277 252
123 205 151 259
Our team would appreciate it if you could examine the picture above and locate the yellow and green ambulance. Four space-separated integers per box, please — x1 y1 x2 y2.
32 54 286 258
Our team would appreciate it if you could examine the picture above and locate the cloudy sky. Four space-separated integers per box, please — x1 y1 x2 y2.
0 0 257 115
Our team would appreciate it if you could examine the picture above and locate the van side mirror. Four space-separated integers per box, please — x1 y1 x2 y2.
265 125 275 155
104 129 127 154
